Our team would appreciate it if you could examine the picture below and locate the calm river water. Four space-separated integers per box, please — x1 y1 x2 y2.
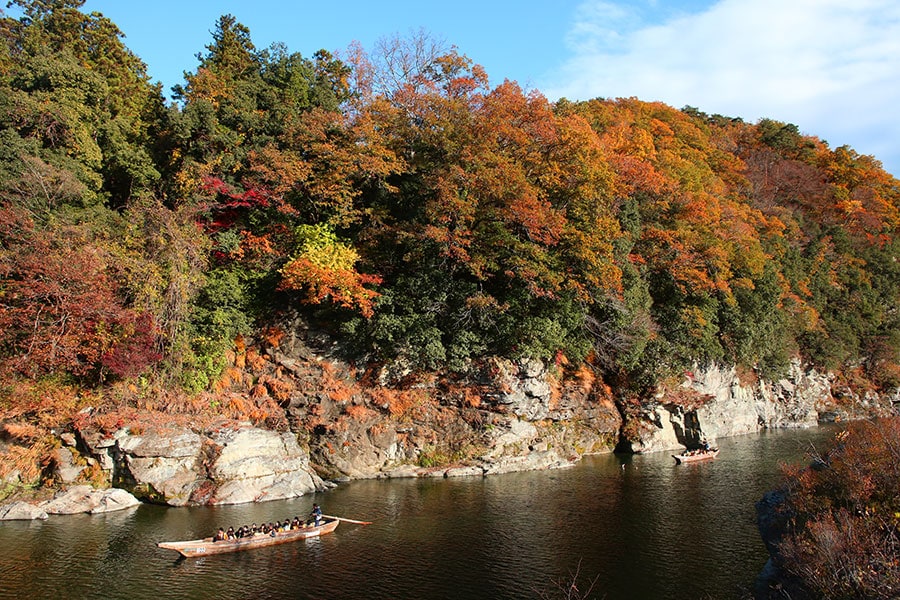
0 426 839 600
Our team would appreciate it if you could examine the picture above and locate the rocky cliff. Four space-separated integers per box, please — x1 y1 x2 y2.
15 334 896 512
619 361 895 454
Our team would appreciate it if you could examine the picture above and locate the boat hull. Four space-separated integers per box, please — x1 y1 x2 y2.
672 449 719 464
158 518 339 557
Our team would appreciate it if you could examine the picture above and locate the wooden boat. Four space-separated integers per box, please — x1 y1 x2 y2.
158 518 339 558
672 448 719 464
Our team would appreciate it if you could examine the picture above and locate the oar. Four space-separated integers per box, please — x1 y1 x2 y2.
323 514 373 525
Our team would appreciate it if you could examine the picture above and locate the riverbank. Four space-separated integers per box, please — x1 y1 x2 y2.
2 333 895 517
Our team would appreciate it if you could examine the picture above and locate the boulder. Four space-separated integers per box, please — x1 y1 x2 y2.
40 485 140 515
90 488 141 514
482 449 574 475
99 424 325 506
444 465 485 478
41 485 98 514
0 501 48 521
116 429 204 505
380 465 420 478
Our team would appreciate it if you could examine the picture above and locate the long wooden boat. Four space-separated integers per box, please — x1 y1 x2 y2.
672 448 719 464
158 518 339 558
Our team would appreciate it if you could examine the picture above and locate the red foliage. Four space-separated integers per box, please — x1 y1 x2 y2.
199 176 272 234
0 207 153 381
100 312 163 379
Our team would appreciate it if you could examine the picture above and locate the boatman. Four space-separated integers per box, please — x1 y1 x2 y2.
309 503 323 527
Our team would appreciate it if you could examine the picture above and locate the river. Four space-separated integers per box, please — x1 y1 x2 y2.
0 426 839 600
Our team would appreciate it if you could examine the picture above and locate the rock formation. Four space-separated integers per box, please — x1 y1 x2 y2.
3 332 895 518
78 423 326 506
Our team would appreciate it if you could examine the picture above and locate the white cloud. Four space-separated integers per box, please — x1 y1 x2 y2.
545 0 900 176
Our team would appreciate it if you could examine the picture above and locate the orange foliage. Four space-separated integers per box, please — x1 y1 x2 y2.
328 382 356 403
279 257 382 318
213 366 245 393
367 386 427 418
1 421 44 442
245 347 267 371
462 389 481 408
344 403 375 420
263 327 285 349
263 376 294 402
0 437 55 484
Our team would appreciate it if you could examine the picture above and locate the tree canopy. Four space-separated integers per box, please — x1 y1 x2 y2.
1 2 898 402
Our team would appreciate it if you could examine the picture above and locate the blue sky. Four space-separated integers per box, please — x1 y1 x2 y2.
22 1 900 176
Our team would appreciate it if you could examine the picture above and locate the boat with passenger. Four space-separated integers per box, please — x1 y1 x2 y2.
158 517 339 558
672 448 719 464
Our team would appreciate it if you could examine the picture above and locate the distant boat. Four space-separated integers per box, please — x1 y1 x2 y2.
158 518 339 558
672 448 719 464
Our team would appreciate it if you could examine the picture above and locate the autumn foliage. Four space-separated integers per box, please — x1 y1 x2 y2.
0 2 898 460
775 419 900 599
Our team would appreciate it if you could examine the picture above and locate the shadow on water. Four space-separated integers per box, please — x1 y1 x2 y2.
0 426 839 600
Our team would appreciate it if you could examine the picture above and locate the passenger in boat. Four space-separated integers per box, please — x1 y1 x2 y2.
309 503 323 527
226 527 236 540
291 517 301 530
213 527 226 542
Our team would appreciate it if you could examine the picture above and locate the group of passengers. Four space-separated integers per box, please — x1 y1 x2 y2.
683 441 715 456
212 504 323 542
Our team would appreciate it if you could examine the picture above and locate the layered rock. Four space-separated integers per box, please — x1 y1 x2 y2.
624 360 894 453
203 427 323 505
78 423 326 506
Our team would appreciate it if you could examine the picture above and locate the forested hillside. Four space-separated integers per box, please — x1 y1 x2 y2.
2 1 898 481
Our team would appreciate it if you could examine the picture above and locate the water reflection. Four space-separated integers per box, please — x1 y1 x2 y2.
0 426 838 600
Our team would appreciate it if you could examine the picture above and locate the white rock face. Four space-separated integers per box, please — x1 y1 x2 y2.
484 417 538 459
494 359 554 421
205 428 322 505
630 406 685 453
691 361 824 441
95 424 325 506
632 359 892 453
117 430 204 506
54 446 86 484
